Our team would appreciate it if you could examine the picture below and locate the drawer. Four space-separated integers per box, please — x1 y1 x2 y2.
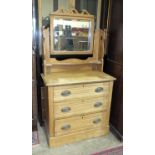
55 112 107 136
54 84 83 102
53 82 109 102
54 97 109 119
83 83 109 97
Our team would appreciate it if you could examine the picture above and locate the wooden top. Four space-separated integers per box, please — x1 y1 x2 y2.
41 71 116 86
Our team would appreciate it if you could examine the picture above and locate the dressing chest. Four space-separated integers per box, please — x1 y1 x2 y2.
41 8 115 147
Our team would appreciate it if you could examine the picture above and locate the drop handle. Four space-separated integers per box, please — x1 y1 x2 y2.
61 107 71 113
95 87 104 93
61 124 71 130
61 90 71 96
93 118 101 124
94 102 103 107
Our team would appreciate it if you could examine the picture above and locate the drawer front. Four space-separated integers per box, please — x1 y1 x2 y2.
54 97 109 119
83 83 109 97
54 84 83 102
54 82 109 102
55 112 107 136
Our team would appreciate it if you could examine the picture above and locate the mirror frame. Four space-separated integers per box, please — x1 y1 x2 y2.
50 9 94 55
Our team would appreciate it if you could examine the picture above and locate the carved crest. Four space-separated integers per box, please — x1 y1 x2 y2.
50 8 94 18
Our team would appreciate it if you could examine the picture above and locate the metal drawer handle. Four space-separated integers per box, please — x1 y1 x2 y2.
61 107 71 113
61 90 71 96
95 87 104 93
93 118 101 124
94 102 103 107
61 124 71 130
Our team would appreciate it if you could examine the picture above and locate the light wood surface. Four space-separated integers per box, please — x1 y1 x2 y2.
53 82 109 102
93 29 105 60
55 112 107 136
41 71 115 86
49 127 109 147
41 7 115 148
43 80 115 147
47 87 55 136
45 64 94 73
44 80 115 147
50 8 94 18
54 96 108 119
106 81 114 124
45 58 102 65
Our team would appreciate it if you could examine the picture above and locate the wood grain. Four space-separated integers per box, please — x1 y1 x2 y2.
43 80 115 147
47 87 55 136
49 127 109 147
46 64 93 73
54 96 109 119
55 112 108 136
41 71 116 86
53 82 109 102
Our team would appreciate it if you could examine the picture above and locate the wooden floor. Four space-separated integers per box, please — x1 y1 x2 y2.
32 124 122 155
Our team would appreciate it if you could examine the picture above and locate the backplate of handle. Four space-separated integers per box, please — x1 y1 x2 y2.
94 102 103 107
93 118 101 124
61 124 71 130
61 107 71 113
95 87 104 93
61 90 71 96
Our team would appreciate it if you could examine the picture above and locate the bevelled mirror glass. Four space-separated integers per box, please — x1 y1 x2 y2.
53 18 92 52
50 13 94 55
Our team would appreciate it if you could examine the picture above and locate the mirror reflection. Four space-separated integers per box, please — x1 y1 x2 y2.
53 18 92 51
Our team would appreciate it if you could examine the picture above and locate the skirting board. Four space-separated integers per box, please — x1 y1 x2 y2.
110 123 123 141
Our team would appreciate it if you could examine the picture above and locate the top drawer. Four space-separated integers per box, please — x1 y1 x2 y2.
53 82 109 102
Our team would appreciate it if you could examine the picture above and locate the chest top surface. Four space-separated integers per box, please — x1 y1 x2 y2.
41 71 116 86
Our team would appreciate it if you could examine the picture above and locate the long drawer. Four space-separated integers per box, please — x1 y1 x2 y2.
54 97 109 119
55 112 108 136
53 83 109 102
